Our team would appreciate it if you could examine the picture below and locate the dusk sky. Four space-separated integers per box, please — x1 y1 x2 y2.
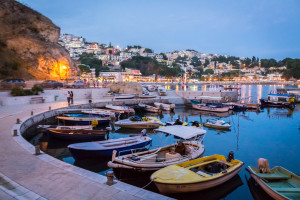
18 0 300 60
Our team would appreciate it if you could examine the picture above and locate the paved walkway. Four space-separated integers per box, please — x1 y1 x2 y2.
0 99 172 200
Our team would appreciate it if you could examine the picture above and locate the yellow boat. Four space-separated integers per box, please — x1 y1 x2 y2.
150 154 244 194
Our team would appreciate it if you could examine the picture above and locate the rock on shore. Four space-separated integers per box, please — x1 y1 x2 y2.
109 82 143 94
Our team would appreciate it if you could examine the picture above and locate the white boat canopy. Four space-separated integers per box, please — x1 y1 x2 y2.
154 125 206 139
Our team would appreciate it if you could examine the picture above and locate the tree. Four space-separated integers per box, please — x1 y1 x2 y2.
144 48 153 53
160 53 168 60
191 56 202 67
78 65 91 73
282 59 300 79
204 59 210 67
203 69 214 75
78 53 104 76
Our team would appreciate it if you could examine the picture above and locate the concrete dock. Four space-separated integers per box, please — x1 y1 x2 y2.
0 97 174 200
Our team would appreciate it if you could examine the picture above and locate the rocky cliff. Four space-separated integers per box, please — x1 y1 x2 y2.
0 0 78 80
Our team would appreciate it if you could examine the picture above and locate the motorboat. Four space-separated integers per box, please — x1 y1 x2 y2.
247 161 300 200
151 153 244 194
115 116 164 129
154 102 175 111
37 125 93 131
190 100 230 112
81 109 119 115
260 93 295 109
203 119 231 130
57 113 110 125
157 87 167 96
105 104 135 113
68 135 152 160
107 125 206 180
137 94 156 99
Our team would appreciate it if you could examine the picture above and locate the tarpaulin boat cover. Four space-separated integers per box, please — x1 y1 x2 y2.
154 125 206 139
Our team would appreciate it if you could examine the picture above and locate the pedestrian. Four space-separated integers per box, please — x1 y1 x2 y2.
67 91 71 106
70 91 74 104
96 80 99 88
93 80 96 88
110 114 116 131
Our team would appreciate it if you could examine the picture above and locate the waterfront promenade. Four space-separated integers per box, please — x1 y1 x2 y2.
0 99 172 200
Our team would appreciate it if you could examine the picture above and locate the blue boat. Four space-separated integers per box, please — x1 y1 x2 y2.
57 113 110 125
68 136 152 160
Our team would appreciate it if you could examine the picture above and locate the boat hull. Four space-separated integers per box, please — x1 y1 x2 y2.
69 140 152 160
154 164 243 194
260 99 294 108
191 104 229 112
203 124 230 130
48 130 106 141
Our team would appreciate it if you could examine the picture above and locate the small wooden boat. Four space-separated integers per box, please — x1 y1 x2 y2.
203 119 231 130
115 116 164 129
107 126 206 180
151 154 244 194
223 102 259 110
190 100 230 113
247 165 300 200
37 125 93 131
105 104 135 113
157 87 167 96
48 128 108 141
154 102 175 111
81 109 119 115
68 135 152 160
260 93 295 109
57 114 110 125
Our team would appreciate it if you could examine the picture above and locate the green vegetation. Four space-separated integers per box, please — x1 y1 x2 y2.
78 53 109 76
144 48 153 53
190 56 202 67
159 53 168 60
282 59 300 79
78 64 91 73
11 85 44 96
203 69 214 74
120 56 162 75
127 45 141 49
160 64 181 77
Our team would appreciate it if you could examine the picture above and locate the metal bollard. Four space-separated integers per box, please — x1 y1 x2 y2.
106 171 114 186
49 106 51 110
13 129 18 136
35 145 41 155
16 118 20 124
31 111 34 116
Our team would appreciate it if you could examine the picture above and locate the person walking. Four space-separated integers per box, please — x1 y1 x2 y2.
70 91 74 104
67 91 71 106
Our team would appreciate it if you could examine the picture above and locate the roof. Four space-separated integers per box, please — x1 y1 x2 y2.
268 93 290 97
198 96 223 100
154 125 206 139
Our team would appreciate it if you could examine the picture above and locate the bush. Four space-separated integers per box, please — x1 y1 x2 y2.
10 86 43 96
31 85 44 95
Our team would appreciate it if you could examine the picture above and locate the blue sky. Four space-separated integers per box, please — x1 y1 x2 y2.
18 0 300 60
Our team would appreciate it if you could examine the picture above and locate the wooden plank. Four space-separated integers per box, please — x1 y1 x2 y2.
274 187 300 193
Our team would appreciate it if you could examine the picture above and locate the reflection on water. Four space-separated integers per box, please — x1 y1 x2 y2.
246 176 273 200
27 84 300 200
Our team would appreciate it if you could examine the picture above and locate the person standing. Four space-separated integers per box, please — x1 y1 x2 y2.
70 91 74 104
67 91 71 106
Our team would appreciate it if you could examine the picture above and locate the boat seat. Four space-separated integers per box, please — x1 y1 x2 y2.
257 173 289 180
273 188 300 193
196 170 210 177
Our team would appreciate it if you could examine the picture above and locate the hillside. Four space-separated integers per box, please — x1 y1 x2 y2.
0 0 78 80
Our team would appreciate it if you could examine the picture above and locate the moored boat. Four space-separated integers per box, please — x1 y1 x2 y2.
48 128 108 141
190 100 230 112
68 135 152 160
203 119 231 130
247 161 300 200
115 116 164 129
154 102 175 111
107 125 206 180
57 114 110 125
137 94 156 98
157 87 167 96
105 104 135 113
260 93 295 109
114 94 135 99
151 153 244 194
139 104 161 113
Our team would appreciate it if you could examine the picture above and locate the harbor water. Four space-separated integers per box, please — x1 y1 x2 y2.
27 84 300 200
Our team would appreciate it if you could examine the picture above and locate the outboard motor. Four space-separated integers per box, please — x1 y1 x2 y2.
227 151 234 162
141 129 147 136
175 118 183 125
191 121 200 127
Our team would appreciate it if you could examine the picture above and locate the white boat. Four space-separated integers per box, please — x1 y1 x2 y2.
138 94 156 99
105 104 135 113
115 116 164 129
157 87 167 96
81 109 119 115
154 102 175 111
203 119 231 130
146 85 155 92
107 126 206 180
114 94 135 99
37 125 93 131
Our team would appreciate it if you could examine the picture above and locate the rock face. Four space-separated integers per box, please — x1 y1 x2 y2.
109 82 143 94
0 0 78 80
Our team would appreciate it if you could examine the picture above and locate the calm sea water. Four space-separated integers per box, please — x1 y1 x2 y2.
28 85 300 200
